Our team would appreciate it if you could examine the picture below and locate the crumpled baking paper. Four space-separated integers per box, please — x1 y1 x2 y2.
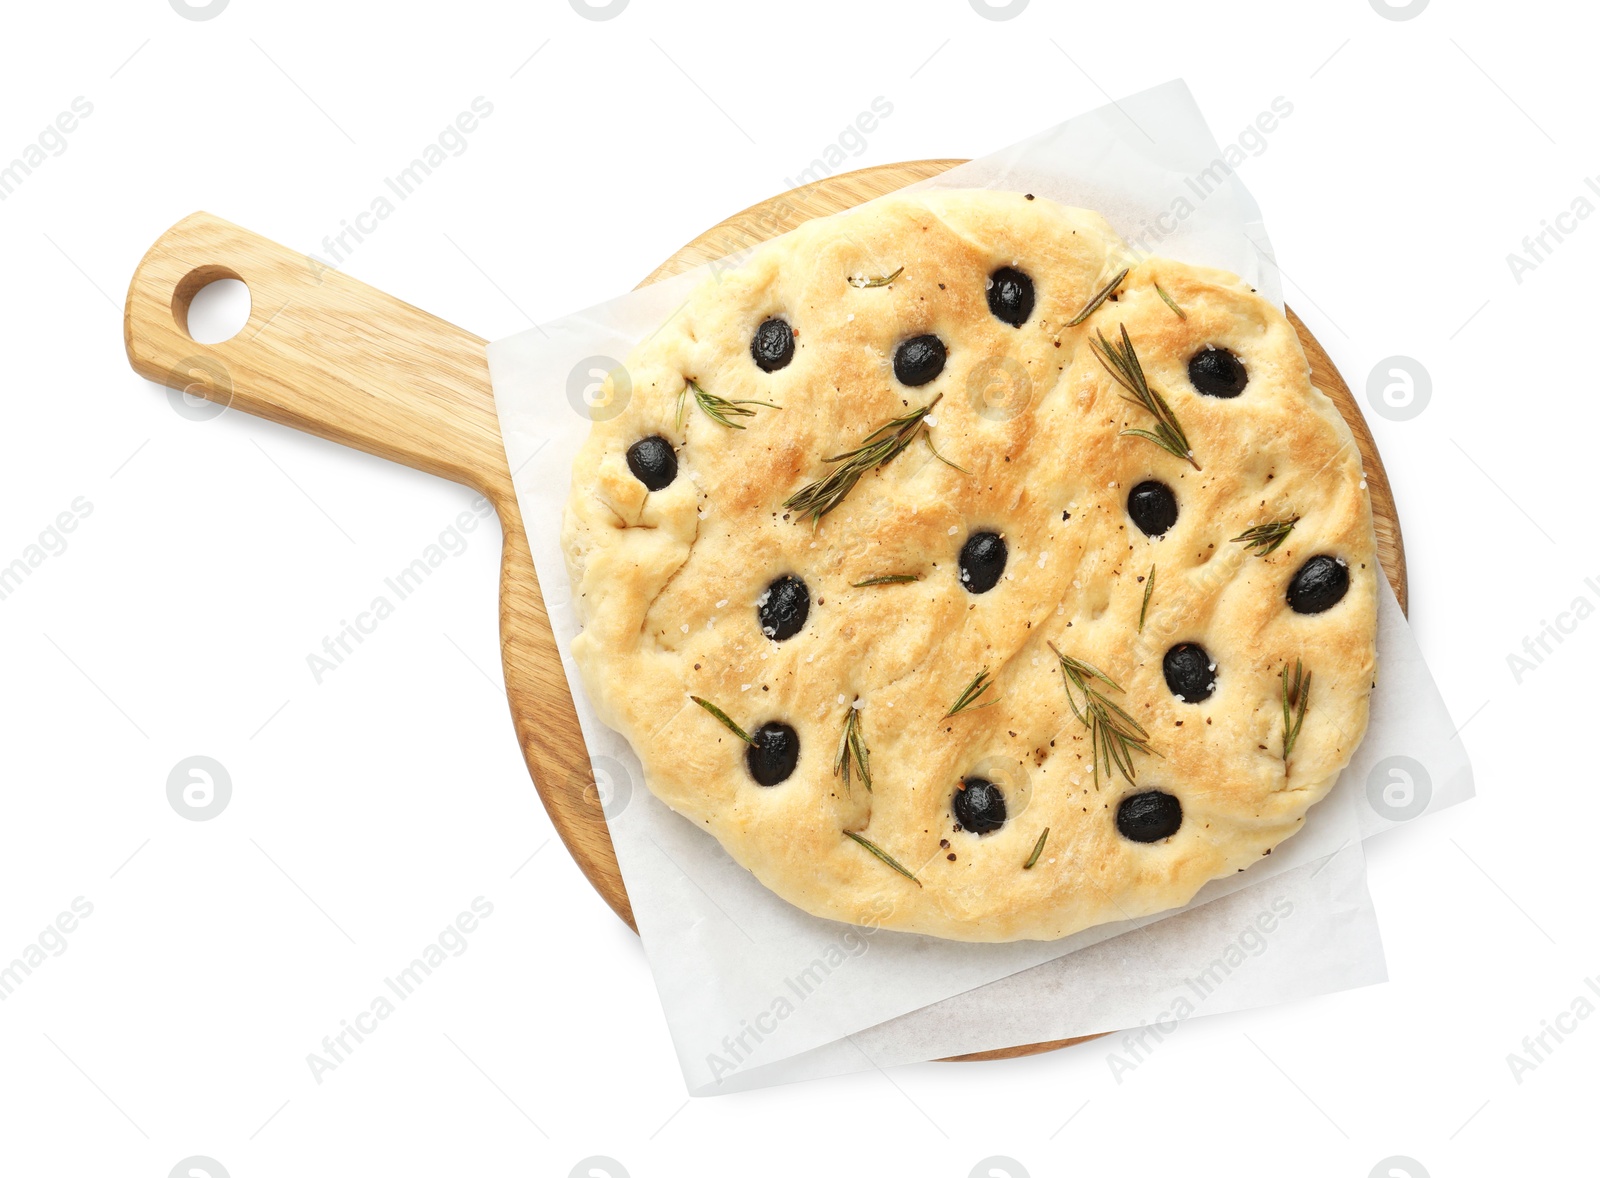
487 80 1473 1095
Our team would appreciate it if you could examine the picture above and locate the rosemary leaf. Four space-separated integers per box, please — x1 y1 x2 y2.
1232 517 1300 557
1090 325 1201 471
1048 643 1157 790
784 394 943 524
847 265 904 289
944 667 996 718
1067 267 1130 327
1139 564 1156 633
833 703 872 792
680 378 779 430
852 574 920 587
844 830 921 886
1023 827 1049 870
923 430 969 473
1154 281 1187 320
1280 659 1311 767
690 695 752 744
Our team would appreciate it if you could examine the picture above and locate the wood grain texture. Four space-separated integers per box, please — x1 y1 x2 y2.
124 211 633 928
124 163 1404 1067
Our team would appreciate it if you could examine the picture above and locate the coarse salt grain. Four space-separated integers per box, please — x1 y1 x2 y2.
947 525 959 536
716 599 728 609
741 683 751 691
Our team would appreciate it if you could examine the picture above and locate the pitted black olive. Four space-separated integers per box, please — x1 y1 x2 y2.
1287 555 1350 615
758 575 809 641
1163 643 1216 703
959 531 1007 594
1117 791 1183 842
626 436 677 491
893 334 947 386
751 317 795 372
954 777 1007 833
1127 480 1179 537
987 267 1035 328
747 722 799 786
1188 346 1248 398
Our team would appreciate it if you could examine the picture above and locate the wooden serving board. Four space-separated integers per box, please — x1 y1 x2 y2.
124 159 1406 1066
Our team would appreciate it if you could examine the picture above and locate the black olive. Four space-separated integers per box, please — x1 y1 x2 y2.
751 317 795 372
1117 791 1183 842
953 777 1006 833
1287 555 1350 615
959 531 1007 594
893 334 947 386
1188 346 1248 398
625 436 676 491
758 575 809 641
746 721 799 786
987 266 1035 327
1127 480 1179 537
1163 643 1216 703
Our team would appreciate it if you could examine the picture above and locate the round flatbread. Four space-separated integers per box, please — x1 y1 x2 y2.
562 189 1377 942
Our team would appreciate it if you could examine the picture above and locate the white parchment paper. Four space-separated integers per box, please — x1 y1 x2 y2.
488 81 1474 1095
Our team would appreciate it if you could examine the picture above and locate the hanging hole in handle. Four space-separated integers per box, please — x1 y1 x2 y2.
173 265 251 344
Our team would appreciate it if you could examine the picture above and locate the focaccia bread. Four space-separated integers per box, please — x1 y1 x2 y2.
561 189 1378 942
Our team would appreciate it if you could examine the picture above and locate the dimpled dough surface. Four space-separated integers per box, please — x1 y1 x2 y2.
561 190 1377 943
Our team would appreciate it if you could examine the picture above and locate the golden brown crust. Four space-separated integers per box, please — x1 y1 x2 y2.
561 190 1377 942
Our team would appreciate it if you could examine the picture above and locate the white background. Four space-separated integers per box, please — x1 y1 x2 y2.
0 0 1589 1174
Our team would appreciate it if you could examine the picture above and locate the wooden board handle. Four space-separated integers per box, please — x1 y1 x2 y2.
124 211 635 929
124 210 509 500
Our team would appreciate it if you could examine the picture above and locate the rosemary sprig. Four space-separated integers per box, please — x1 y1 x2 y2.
1049 643 1156 790
1154 281 1187 320
1091 325 1201 471
843 830 921 886
1280 659 1311 767
944 667 996 718
848 266 904 289
783 394 943 524
852 574 920 587
834 702 872 792
677 378 779 431
1067 267 1130 327
689 695 752 744
1023 827 1049 870
1232 517 1300 557
1139 564 1156 633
